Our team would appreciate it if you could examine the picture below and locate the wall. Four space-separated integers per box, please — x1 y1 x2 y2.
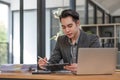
0 0 11 3
10 0 85 10
112 9 120 16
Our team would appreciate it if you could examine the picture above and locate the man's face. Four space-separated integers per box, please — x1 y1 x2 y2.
60 16 80 39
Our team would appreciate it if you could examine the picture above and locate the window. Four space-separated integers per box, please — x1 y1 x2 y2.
12 10 37 64
0 3 9 65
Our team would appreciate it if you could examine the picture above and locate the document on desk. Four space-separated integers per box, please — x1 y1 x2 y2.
32 70 51 74
0 64 37 72
32 70 71 74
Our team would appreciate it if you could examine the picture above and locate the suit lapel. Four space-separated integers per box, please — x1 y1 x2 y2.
63 37 71 63
78 30 86 48
66 44 71 63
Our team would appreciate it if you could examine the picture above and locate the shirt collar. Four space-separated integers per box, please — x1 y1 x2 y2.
68 32 80 45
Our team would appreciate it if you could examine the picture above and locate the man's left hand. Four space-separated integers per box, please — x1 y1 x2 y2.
64 63 77 72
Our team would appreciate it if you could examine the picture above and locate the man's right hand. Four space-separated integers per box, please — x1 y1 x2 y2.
38 57 48 70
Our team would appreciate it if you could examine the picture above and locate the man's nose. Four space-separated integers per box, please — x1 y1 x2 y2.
66 28 70 32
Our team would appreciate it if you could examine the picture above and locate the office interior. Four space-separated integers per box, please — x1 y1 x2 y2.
0 0 120 69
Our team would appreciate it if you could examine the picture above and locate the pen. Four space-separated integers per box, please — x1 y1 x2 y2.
38 56 49 64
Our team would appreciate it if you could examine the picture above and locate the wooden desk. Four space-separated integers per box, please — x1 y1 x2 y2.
0 72 120 80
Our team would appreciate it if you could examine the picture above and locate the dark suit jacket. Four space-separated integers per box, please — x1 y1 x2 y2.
48 30 100 64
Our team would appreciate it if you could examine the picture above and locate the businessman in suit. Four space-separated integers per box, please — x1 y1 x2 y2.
38 9 100 72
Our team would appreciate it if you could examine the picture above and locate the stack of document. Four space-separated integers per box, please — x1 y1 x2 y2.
0 64 37 72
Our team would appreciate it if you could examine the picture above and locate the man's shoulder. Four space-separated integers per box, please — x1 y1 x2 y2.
80 30 100 47
57 35 69 45
81 30 98 38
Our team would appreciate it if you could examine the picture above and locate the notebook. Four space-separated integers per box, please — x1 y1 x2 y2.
75 48 117 75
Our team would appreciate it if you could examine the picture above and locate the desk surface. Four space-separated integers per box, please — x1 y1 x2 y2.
0 72 120 80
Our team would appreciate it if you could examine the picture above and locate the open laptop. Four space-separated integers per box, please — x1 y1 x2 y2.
75 48 117 75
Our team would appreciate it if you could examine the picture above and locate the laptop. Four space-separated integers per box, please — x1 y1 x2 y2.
75 48 117 75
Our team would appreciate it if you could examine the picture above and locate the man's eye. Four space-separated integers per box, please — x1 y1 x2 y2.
68 25 72 28
62 26 66 29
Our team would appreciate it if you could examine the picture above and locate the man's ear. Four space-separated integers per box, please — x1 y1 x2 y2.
76 20 80 26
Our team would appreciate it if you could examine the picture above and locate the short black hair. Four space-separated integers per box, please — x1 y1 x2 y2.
59 9 79 22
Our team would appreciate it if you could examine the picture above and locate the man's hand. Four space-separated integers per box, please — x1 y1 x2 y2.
64 63 77 72
38 57 48 70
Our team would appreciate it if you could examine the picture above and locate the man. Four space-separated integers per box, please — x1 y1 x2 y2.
38 9 100 72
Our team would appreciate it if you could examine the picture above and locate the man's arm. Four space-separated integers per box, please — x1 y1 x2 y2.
48 36 62 64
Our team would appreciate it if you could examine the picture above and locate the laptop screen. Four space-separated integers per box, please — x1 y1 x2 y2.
76 48 117 75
